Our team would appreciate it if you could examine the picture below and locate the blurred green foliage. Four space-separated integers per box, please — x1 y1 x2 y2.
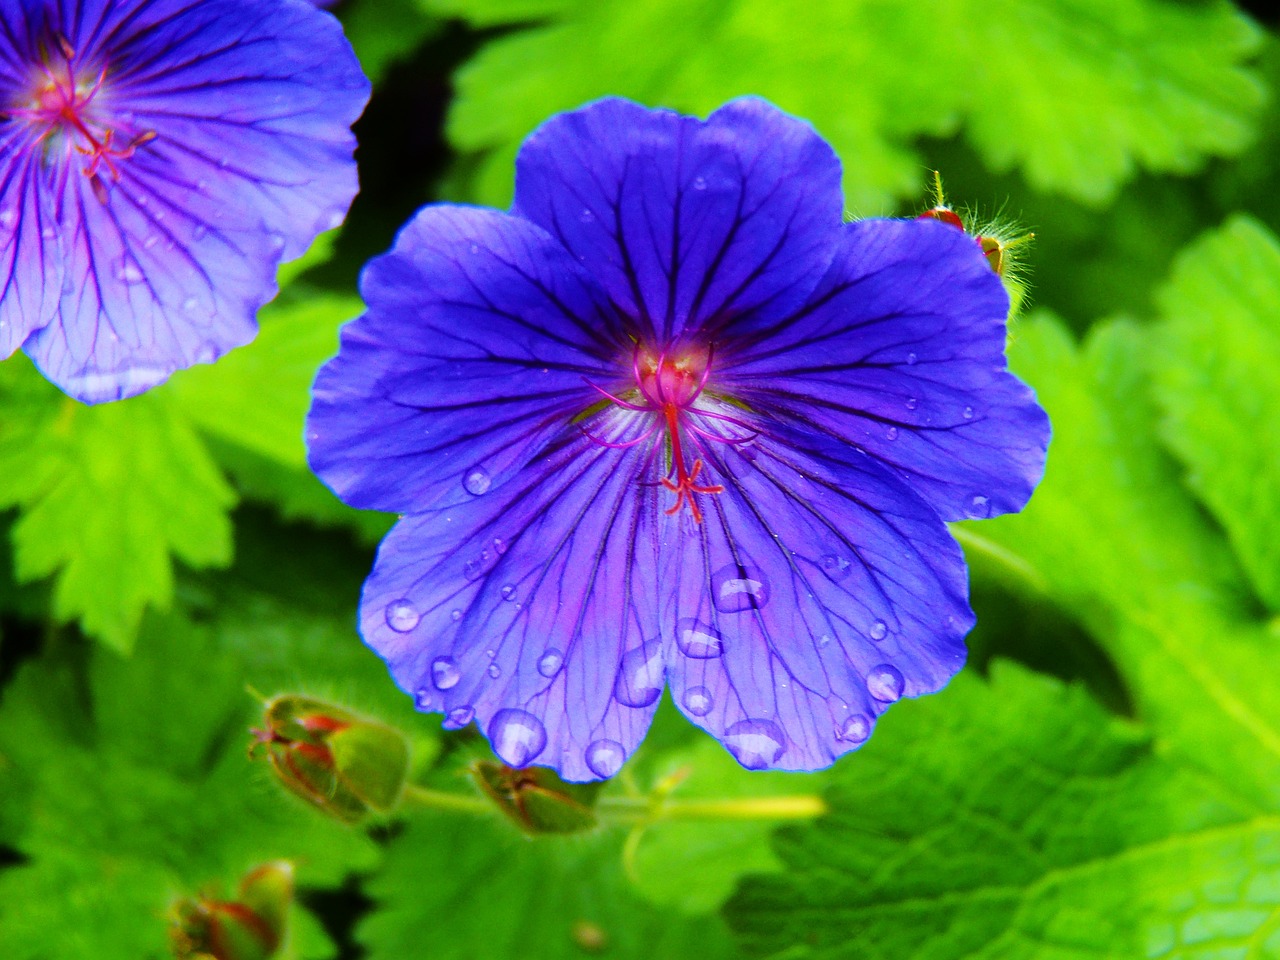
4 0 1280 958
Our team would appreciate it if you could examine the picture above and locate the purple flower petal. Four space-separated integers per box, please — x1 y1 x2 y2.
0 131 60 359
661 414 972 770
308 205 624 514
512 96 843 343
721 218 1051 521
359 408 663 783
5 0 369 402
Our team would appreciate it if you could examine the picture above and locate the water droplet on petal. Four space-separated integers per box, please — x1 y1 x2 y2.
469 243 480 254
114 257 144 284
0 209 15 228
537 649 564 677
613 641 664 707
500 584 517 602
867 664 904 702
820 554 850 581
683 686 713 717
886 426 899 441
414 688 432 710
724 718 786 770
584 739 626 778
462 466 491 496
182 297 200 313
463 559 485 581
965 495 991 519
142 235 159 250
41 226 56 239
818 634 833 648
492 537 508 555
692 175 707 190
488 709 546 766
906 352 918 365
385 599 420 632
192 223 208 242
711 563 770 612
963 405 974 419
450 609 462 621
868 619 888 641
269 233 286 252
431 657 461 690
675 618 723 658
487 663 501 679
445 705 474 729
579 208 595 223
905 397 918 411
837 714 871 743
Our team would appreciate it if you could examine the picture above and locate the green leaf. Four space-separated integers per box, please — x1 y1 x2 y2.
0 359 235 653
727 662 1280 960
955 313 1280 809
0 598 385 959
627 740 817 914
441 0 1261 211
1150 216 1280 611
341 0 442 84
357 811 741 960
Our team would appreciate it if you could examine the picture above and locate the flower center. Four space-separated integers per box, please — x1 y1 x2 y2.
8 36 155 202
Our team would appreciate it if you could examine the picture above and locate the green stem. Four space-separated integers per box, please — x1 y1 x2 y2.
400 783 491 816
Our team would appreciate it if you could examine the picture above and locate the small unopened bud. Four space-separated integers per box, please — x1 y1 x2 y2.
169 861 293 960
250 695 409 823
471 760 602 835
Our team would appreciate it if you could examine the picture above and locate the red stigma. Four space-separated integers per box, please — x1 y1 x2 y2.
10 37 155 199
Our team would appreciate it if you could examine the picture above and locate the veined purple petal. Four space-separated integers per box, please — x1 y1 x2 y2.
7 0 369 402
512 97 844 343
309 205 626 514
359 408 664 783
0 130 60 359
660 415 972 771
720 218 1050 521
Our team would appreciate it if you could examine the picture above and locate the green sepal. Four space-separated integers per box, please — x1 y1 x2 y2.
471 761 603 835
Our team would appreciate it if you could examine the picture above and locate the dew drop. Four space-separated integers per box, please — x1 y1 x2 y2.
450 608 462 621
492 537 508 555
114 257 144 284
866 664 905 702
692 175 707 190
683 686 713 717
905 397 918 411
431 657 461 690
500 584 517 602
385 598 420 632
820 554 850 581
0 209 15 228
613 640 664 707
868 619 888 641
445 705 474 729
142 235 159 250
836 714 871 744
675 618 723 658
414 688 432 710
963 405 974 419
724 718 786 770
487 663 502 679
196 179 208 192
41 226 56 239
817 634 833 648
711 563 770 612
906 352 918 365
462 465 491 496
218 157 230 169
469 243 480 254
885 426 899 441
579 208 595 223
584 739 626 778
269 233 286 251
488 709 547 766
965 494 992 519
182 297 200 314
192 223 208 242
537 648 564 677
463 559 485 581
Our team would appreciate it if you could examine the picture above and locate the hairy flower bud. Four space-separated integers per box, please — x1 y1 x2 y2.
250 695 410 823
471 760 603 835
169 861 293 960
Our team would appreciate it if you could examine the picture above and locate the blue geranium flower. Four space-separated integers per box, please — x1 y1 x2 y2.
0 0 369 403
307 97 1050 780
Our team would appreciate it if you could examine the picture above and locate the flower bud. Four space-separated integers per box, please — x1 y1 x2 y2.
169 861 293 960
915 171 1032 292
250 695 410 823
471 760 602 835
